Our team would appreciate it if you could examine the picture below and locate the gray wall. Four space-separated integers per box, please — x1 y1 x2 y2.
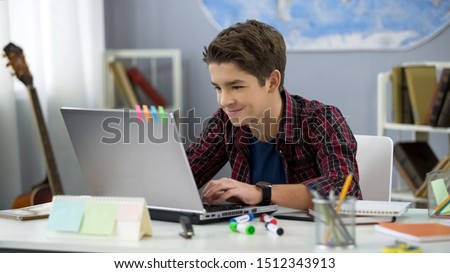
104 0 450 186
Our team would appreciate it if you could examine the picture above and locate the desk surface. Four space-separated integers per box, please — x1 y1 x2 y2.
1 209 449 253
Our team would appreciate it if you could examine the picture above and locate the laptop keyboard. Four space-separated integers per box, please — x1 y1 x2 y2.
204 203 244 212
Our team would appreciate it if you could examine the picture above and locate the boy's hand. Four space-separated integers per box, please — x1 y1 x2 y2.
202 178 262 206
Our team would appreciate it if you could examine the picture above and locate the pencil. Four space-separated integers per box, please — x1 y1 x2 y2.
434 195 450 215
323 173 354 245
339 173 353 201
336 173 353 212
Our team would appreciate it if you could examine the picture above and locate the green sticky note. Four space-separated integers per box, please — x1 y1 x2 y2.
47 199 85 232
158 106 166 124
79 202 118 236
431 178 450 214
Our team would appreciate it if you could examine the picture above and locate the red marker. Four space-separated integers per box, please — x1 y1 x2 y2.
260 213 277 225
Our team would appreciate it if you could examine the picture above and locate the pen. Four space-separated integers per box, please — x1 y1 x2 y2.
273 214 314 222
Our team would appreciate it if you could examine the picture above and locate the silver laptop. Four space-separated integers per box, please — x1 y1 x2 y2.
60 107 278 224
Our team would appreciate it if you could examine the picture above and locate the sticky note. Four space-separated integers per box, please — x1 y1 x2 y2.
79 202 118 235
47 199 85 232
135 105 143 121
151 105 158 122
143 105 150 121
158 106 166 124
117 203 142 221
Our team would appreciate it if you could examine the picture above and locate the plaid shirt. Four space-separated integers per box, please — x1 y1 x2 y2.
186 89 362 199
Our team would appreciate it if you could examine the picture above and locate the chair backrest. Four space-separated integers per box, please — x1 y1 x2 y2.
354 135 393 201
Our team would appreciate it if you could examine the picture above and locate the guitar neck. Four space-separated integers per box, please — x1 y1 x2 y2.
27 85 64 195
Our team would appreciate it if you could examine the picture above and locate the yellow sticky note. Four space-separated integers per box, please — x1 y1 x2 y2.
80 202 118 235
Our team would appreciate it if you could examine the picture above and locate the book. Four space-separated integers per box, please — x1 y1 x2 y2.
404 66 437 125
436 80 450 127
126 67 168 107
109 61 140 108
393 142 438 193
391 66 404 123
428 68 450 126
391 66 415 124
0 202 52 221
375 222 450 242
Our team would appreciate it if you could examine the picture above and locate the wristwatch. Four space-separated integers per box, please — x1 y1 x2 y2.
256 181 272 205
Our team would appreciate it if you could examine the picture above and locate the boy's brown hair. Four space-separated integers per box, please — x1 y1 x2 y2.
203 19 286 91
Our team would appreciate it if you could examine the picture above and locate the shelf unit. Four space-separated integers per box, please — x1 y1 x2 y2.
377 61 450 146
377 61 450 205
104 49 182 111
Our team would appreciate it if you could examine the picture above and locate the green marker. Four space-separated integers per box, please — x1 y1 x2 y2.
229 222 255 235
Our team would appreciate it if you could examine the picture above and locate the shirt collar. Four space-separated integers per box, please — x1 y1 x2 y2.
277 88 295 143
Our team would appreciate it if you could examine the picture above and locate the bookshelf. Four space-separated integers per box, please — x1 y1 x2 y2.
104 49 182 112
377 61 450 206
377 62 450 147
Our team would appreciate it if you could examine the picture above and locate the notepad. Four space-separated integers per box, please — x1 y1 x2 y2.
339 200 411 217
375 222 450 242
0 202 52 221
47 195 152 241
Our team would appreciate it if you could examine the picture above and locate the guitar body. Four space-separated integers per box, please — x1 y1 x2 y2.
4 42 64 208
11 178 52 209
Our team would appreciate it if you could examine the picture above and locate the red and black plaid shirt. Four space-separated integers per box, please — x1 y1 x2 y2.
186 89 362 199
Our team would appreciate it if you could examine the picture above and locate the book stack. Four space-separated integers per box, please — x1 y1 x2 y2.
109 61 168 108
391 65 450 127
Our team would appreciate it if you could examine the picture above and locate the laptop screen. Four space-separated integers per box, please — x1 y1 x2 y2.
61 107 205 214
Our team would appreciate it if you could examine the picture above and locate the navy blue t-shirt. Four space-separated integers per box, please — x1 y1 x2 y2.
249 139 287 185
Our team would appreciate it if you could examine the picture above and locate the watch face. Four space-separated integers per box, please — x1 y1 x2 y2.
257 182 271 188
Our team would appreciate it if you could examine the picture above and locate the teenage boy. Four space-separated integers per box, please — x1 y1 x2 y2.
186 19 361 210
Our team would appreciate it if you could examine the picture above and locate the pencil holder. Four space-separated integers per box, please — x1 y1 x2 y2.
313 197 356 249
426 169 450 218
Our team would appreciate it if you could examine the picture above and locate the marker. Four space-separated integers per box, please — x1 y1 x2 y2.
265 222 284 236
230 213 254 223
229 222 255 235
260 213 277 225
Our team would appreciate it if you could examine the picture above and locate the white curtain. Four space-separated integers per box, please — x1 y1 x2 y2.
0 0 105 209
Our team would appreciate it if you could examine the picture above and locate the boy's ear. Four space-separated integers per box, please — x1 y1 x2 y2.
268 70 281 92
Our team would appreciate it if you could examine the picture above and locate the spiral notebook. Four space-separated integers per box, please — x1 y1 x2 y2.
340 200 411 217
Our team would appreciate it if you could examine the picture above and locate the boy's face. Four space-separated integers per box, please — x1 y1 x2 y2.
208 62 274 127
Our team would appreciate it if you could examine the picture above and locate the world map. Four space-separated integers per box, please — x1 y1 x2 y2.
199 0 450 51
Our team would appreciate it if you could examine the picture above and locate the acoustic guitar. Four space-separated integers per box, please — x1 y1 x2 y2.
3 42 64 208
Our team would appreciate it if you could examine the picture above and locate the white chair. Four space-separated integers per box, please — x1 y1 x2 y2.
354 135 393 201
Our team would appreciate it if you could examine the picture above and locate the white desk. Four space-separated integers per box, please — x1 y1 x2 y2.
0 209 449 253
